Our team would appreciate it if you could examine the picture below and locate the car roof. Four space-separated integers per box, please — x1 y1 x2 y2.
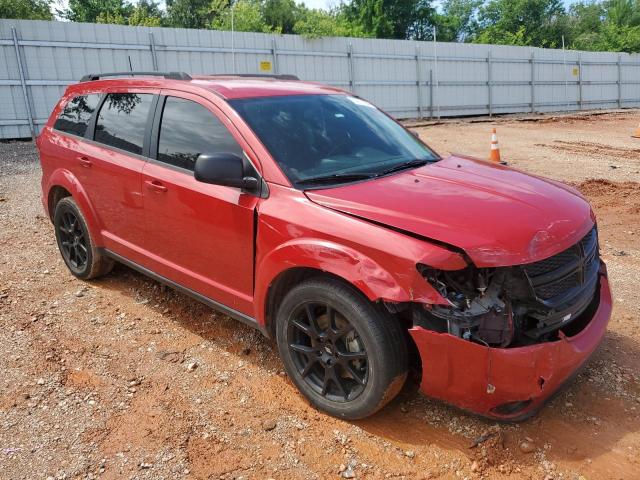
192 75 346 99
68 74 347 100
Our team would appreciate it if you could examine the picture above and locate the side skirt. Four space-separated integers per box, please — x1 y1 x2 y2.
100 249 269 337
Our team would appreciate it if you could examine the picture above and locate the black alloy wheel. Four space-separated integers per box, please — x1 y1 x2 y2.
53 197 114 279
57 209 88 270
287 302 368 402
276 278 408 419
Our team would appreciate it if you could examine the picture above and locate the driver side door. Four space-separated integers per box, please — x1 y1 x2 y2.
141 91 258 315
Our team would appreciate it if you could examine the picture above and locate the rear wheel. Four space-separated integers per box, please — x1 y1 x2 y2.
276 277 408 419
53 197 114 279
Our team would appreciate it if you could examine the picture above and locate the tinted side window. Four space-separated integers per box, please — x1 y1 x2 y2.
94 93 153 155
53 94 100 137
157 97 243 171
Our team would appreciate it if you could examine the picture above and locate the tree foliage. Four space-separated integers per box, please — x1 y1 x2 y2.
569 0 640 53
340 0 436 40
0 0 53 19
433 0 481 42
4 0 640 53
211 0 272 32
128 0 163 26
474 0 570 48
60 0 132 23
293 8 370 38
165 0 212 28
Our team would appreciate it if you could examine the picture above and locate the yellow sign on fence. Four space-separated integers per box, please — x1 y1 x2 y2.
260 61 273 72
572 67 579 77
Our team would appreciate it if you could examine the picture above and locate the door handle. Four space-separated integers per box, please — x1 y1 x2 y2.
145 179 168 193
78 156 92 168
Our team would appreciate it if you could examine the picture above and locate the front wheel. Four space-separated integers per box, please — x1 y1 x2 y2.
276 278 408 419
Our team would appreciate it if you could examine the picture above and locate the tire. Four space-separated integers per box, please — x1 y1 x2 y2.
276 277 408 419
53 197 114 280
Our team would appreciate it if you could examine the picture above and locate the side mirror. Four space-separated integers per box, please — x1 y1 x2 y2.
194 153 259 191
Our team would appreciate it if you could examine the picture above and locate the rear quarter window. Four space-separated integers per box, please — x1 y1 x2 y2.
94 93 154 155
53 94 101 137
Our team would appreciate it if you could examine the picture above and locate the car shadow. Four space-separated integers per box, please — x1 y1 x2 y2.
93 263 640 468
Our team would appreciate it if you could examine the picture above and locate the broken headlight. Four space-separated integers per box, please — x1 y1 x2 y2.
415 264 515 347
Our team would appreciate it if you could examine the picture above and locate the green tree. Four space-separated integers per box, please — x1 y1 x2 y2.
0 0 53 19
96 11 127 24
606 0 640 27
474 0 570 47
262 0 300 33
294 8 370 38
166 0 213 28
128 0 163 26
569 0 640 52
341 0 436 40
60 0 133 23
211 0 272 32
433 0 481 42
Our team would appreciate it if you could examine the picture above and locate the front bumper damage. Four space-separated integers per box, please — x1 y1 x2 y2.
409 266 612 421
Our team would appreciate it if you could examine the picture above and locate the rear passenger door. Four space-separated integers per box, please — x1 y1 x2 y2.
80 89 158 263
141 91 258 315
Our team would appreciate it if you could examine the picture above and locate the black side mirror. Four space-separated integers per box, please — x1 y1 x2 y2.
194 153 259 191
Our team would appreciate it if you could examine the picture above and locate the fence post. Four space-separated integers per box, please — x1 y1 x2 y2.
415 44 423 119
617 54 622 109
347 42 355 93
578 54 583 110
487 49 493 117
271 38 279 74
11 26 36 140
149 32 158 71
429 69 433 119
530 51 535 113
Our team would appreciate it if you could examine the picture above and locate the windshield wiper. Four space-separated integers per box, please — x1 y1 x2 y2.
378 158 431 176
296 159 432 186
296 172 375 186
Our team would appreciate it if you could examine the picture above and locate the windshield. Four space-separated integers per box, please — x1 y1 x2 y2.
229 94 439 187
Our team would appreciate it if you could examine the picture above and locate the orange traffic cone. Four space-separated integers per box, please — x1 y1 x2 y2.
489 128 501 163
632 122 640 138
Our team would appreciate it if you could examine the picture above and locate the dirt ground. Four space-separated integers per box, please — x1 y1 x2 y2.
0 110 639 480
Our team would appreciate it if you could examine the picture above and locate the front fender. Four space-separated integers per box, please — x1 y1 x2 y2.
254 238 447 325
44 168 104 246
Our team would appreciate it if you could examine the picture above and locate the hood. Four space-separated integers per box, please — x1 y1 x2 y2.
304 155 594 267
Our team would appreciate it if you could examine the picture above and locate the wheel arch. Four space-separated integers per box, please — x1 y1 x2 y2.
264 266 369 338
45 169 104 246
256 239 429 336
47 185 71 221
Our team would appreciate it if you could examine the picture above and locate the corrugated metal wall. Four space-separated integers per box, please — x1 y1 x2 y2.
1 19 639 139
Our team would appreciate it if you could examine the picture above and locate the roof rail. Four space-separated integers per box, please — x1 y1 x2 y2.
79 71 192 82
207 73 300 81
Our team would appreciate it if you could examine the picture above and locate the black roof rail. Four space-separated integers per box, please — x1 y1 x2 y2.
79 71 192 82
207 73 299 81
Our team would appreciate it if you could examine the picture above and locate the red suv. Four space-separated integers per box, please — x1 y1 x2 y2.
37 72 612 420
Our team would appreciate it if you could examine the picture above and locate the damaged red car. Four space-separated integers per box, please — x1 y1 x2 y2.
38 72 612 421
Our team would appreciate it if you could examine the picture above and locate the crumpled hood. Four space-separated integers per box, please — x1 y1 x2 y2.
304 155 594 267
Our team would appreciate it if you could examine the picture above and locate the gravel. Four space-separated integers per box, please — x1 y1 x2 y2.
0 140 40 177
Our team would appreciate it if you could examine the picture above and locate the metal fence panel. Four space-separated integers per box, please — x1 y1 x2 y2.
1 19 639 139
